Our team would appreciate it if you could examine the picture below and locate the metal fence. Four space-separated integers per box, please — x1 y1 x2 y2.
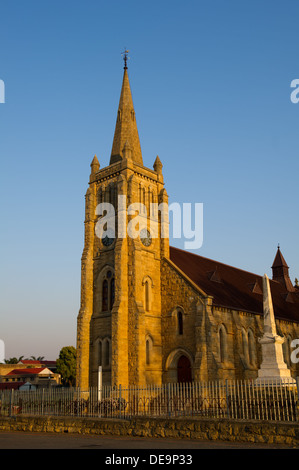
0 378 298 422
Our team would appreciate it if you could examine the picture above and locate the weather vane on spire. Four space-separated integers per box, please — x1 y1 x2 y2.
121 49 130 69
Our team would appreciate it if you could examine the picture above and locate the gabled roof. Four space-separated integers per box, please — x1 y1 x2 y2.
7 368 53 376
169 246 299 322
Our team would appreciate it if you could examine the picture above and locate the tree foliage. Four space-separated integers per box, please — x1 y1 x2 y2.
56 346 76 386
4 356 24 364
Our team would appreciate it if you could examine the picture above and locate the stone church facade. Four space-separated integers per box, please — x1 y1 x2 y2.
76 62 299 390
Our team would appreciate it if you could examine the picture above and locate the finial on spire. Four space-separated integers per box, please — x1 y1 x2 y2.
121 49 129 69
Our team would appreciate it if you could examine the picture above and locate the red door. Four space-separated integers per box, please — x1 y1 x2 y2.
177 355 192 383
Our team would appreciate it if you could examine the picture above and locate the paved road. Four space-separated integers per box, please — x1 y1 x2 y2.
0 431 296 449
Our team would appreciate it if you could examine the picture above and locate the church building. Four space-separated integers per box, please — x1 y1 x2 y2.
76 58 299 390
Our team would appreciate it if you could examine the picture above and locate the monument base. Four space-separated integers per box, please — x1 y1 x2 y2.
256 332 296 385
255 376 296 386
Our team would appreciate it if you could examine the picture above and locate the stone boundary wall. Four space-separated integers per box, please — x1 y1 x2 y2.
0 416 298 446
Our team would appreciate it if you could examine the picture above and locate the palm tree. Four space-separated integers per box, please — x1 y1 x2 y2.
4 356 24 364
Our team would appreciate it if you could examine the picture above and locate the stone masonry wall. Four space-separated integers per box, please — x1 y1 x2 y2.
0 416 298 446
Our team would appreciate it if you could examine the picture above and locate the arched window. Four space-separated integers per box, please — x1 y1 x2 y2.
100 269 115 313
104 339 110 367
143 276 153 312
109 184 114 205
287 336 292 366
248 329 255 365
219 325 227 363
283 335 292 366
110 278 115 309
102 280 108 311
241 327 248 358
178 311 183 335
146 340 150 365
145 281 150 312
145 335 153 366
98 340 102 367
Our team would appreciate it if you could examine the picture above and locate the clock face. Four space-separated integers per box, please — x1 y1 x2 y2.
102 235 114 247
140 229 152 247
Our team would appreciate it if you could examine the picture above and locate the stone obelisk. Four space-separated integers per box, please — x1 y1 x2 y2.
256 274 295 384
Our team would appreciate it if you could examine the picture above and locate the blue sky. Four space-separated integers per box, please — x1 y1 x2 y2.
0 0 298 359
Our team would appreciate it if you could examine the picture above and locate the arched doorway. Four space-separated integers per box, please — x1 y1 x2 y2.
177 355 192 383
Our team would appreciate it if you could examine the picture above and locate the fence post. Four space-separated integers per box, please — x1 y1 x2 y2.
296 377 299 400
98 366 102 402
119 384 122 419
225 380 230 419
41 388 44 416
167 383 171 417
9 389 14 418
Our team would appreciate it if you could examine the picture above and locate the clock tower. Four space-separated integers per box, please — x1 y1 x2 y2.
76 58 169 389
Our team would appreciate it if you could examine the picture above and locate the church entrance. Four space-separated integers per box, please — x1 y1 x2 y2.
177 355 192 383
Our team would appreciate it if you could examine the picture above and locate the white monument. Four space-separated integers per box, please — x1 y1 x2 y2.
256 274 295 384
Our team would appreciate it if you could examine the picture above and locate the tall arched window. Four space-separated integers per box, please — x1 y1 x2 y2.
145 281 150 312
146 340 150 365
242 327 248 358
104 339 110 367
287 336 292 366
143 276 152 312
100 269 115 313
98 340 102 367
219 325 227 363
102 280 108 311
248 329 255 365
283 335 292 366
178 311 183 335
110 278 115 309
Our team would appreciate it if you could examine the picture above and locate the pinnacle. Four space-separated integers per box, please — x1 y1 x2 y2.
91 155 99 165
90 155 100 174
154 155 163 172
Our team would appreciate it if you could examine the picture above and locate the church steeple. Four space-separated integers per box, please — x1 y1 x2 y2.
271 245 295 292
110 53 143 166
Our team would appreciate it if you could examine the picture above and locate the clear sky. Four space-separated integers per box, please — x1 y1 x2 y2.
0 0 298 360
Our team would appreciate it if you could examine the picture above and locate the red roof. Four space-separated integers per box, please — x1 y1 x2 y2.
169 246 299 322
19 360 41 365
7 368 52 376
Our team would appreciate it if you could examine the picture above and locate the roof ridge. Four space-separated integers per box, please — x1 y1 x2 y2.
170 245 269 280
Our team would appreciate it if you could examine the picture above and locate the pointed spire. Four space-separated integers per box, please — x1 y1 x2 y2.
271 245 295 292
272 245 289 269
90 155 100 174
153 155 163 173
110 64 143 166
